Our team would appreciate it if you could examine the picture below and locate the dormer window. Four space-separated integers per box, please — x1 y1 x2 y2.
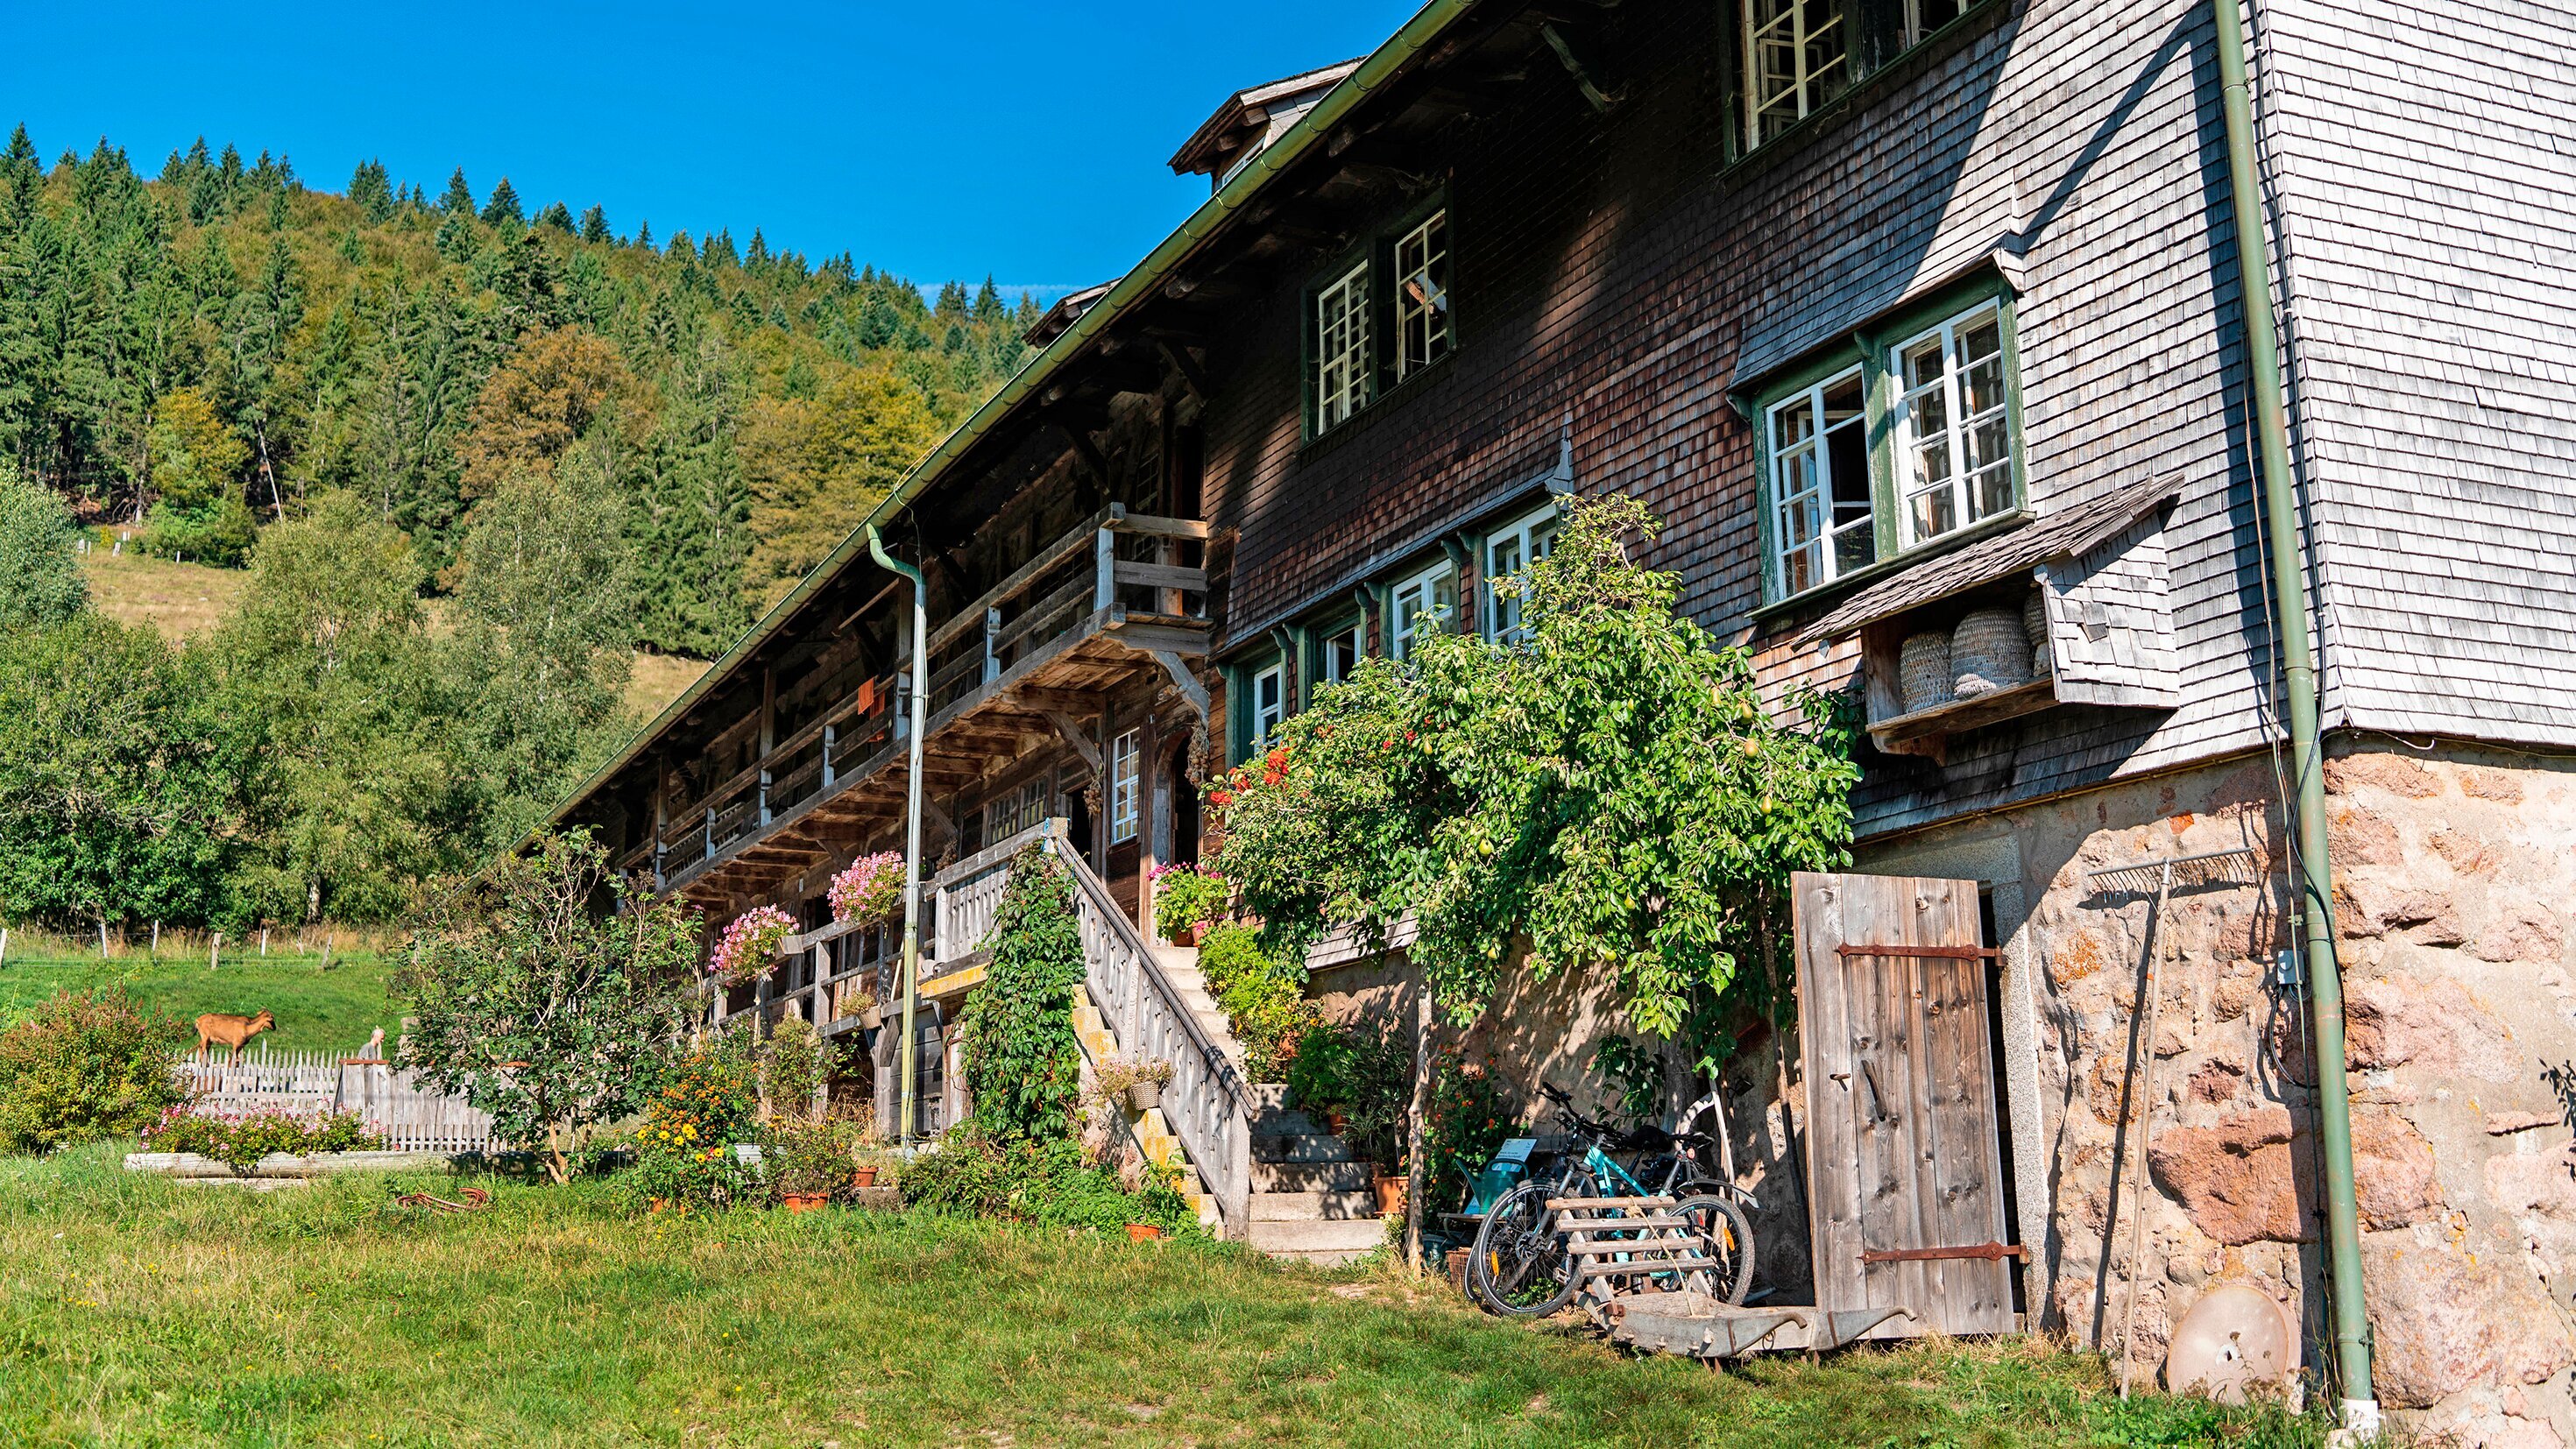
1306 202 1454 439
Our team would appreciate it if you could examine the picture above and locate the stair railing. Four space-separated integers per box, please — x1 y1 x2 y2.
1051 826 1253 1239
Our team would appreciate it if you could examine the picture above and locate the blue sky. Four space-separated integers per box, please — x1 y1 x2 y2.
1 0 1420 302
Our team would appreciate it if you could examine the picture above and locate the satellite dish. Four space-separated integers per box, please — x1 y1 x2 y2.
2162 1283 2297 1403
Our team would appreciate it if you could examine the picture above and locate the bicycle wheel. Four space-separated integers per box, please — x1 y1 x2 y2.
1669 1192 1757 1305
1470 1179 1579 1318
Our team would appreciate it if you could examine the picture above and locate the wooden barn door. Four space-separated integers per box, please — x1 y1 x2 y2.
1792 871 2018 1339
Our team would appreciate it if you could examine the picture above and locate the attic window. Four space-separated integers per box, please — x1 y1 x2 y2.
1314 261 1371 433
1394 211 1450 381
1744 0 1850 147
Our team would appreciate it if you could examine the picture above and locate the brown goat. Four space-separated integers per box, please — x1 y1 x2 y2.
195 1010 275 1062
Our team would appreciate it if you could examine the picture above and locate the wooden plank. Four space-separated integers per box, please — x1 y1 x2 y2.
1112 561 1207 592
1857 891 1934 1329
1793 871 1868 1322
1916 880 2016 1334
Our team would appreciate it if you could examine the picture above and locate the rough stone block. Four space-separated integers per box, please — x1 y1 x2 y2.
2362 1232 2573 1410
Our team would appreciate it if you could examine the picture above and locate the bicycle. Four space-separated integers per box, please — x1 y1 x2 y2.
1469 1082 1756 1318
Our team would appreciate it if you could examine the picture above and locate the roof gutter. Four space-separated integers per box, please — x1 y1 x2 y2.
541 0 1483 832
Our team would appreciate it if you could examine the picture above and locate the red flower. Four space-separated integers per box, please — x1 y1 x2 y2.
1405 731 1416 742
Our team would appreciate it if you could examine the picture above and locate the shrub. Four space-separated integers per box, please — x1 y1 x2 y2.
901 1124 1197 1234
138 1105 386 1172
758 1014 843 1121
955 847 1085 1143
399 830 702 1183
627 1040 761 1210
0 989 189 1153
1286 1020 1412 1171
761 1113 867 1198
1422 1044 1511 1214
1149 862 1229 944
1195 923 1317 1084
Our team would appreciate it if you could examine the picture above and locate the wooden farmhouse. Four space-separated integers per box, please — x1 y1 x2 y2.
547 0 2576 1437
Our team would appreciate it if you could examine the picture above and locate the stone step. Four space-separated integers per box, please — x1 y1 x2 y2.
1253 1132 1356 1164
1255 1158 1375 1193
1247 1215 1389 1263
1249 1189 1380 1221
1250 1083 1291 1113
1251 1106 1328 1137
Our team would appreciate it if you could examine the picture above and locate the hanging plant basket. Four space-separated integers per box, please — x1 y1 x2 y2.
827 852 906 925
708 905 797 987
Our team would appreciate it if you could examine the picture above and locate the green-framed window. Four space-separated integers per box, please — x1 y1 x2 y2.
1305 199 1453 439
1753 282 2027 603
1738 0 1990 153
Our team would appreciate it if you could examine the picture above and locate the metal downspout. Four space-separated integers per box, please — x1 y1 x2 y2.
2209 0 2375 1426
867 525 931 1150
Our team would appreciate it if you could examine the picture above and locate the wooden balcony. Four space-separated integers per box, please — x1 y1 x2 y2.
624 505 1212 904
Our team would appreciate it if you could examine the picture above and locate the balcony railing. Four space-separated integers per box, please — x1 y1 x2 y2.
624 505 1208 889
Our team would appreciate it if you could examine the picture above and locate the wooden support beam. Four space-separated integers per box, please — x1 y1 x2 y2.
1058 421 1112 484
1042 710 1104 774
1540 22 1621 112
1157 340 1210 404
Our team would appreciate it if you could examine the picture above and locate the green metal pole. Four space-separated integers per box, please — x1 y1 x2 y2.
867 524 930 1151
2207 0 2375 1425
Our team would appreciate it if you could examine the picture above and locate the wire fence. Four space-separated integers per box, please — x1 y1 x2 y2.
178 1047 497 1155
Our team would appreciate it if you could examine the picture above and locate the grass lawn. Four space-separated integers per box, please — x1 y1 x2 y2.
0 1143 2323 1449
0 952 400 1057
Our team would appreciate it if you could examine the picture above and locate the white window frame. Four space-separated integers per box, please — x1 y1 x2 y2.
1902 0 1965 46
1889 300 2014 550
1108 728 1141 844
1389 562 1457 662
1316 619 1362 694
1249 661 1285 750
1483 504 1558 643
1313 261 1371 433
1392 210 1449 382
1764 367 1873 597
1743 0 1849 149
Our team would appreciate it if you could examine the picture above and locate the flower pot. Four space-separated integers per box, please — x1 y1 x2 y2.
781 1191 828 1213
648 1197 670 1214
1126 1080 1164 1113
850 1164 881 1190
1125 1222 1164 1243
1169 923 1202 948
1373 1174 1406 1218
1324 1110 1350 1137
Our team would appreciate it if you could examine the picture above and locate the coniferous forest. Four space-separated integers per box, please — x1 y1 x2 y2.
0 126 1036 933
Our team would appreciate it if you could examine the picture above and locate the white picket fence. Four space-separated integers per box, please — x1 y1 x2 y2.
179 1047 498 1154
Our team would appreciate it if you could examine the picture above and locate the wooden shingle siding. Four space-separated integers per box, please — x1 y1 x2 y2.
1200 0 2312 839
2256 0 2576 746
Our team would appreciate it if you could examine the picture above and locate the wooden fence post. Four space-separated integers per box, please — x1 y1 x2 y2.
209 932 221 972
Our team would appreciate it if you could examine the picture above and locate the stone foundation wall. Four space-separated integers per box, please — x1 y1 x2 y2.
1865 742 2576 1445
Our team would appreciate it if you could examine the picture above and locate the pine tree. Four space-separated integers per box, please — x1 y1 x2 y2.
534 200 573 233
745 228 769 268
703 228 738 268
934 279 967 321
441 167 476 216
348 159 394 221
480 176 524 226
973 275 1003 325
633 219 654 250
577 204 609 243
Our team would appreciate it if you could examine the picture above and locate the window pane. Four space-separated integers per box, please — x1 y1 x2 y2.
1313 265 1370 431
1910 487 1956 540
1893 303 2018 545
1394 212 1450 380
1746 0 1846 148
1971 463 2014 520
1833 525 1875 576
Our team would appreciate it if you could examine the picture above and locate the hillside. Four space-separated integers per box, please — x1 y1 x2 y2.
80 547 710 720
0 125 1028 657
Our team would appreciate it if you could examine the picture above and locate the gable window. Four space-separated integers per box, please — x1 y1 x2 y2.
1744 0 1849 146
1484 504 1559 644
1108 728 1141 844
1389 562 1457 661
1393 211 1450 381
1755 286 2023 602
1892 301 2013 547
1313 261 1371 433
1766 370 1872 596
1249 661 1285 748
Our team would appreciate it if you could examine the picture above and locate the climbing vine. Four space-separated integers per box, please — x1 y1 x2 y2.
953 845 1086 1143
1210 495 1858 1041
